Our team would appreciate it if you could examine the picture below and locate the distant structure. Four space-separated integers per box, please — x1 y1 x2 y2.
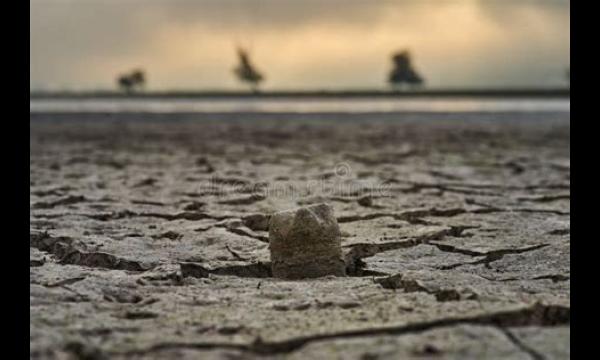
388 50 424 90
117 69 146 93
233 48 264 92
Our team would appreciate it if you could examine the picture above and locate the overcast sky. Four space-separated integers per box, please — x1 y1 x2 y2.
30 0 570 91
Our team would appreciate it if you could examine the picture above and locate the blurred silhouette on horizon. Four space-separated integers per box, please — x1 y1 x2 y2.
388 50 424 90
117 69 146 93
234 48 264 92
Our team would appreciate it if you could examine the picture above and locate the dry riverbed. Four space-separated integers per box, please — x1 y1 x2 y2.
30 112 570 359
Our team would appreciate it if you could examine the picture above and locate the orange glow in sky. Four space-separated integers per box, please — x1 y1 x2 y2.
30 0 570 90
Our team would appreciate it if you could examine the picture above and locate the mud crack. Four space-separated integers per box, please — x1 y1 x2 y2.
437 244 550 270
374 274 476 301
498 327 545 360
32 195 87 209
180 262 272 279
30 232 154 271
344 225 471 275
110 303 568 356
337 207 468 224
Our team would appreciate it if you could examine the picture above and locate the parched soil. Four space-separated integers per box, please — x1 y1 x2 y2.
30 112 570 359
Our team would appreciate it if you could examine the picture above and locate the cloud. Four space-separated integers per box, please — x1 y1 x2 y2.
30 0 570 90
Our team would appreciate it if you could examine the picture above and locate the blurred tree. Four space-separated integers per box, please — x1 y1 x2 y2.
130 69 146 91
117 74 134 93
388 50 424 90
117 69 146 94
234 48 264 92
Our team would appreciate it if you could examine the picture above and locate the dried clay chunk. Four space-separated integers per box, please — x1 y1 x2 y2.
269 203 346 279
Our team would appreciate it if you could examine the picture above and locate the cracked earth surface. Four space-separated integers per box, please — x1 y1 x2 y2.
30 112 570 359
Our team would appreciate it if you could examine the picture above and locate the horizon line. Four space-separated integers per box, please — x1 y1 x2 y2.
30 87 570 99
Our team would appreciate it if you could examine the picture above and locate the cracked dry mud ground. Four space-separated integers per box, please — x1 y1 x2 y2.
30 112 570 359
